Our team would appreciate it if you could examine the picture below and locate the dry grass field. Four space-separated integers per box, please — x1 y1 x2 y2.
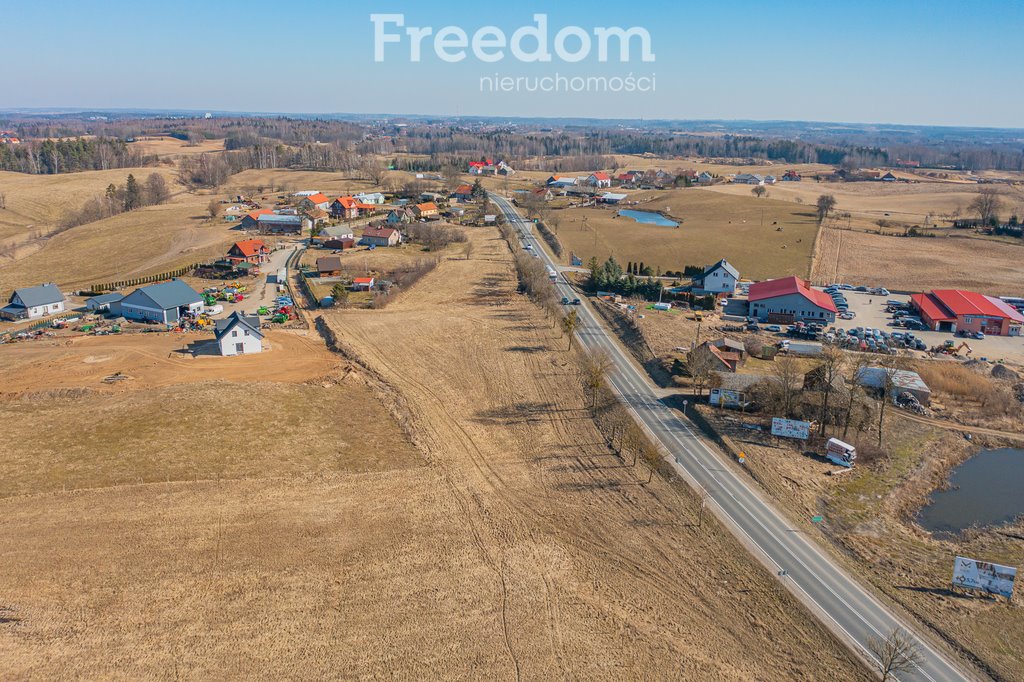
0 227 870 679
128 136 225 158
812 225 1024 294
552 188 819 279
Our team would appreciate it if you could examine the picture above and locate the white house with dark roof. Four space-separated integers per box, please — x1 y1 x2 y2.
691 259 739 295
1 283 65 320
215 312 263 356
119 279 203 324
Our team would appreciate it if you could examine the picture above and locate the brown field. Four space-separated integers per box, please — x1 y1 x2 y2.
0 227 869 679
552 188 819 279
812 225 1024 294
129 136 225 158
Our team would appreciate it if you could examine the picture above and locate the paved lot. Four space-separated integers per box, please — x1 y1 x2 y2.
816 288 1024 365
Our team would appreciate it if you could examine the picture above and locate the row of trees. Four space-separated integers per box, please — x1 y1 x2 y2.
59 172 170 230
0 136 153 174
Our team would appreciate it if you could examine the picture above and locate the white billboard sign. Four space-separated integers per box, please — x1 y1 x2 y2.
771 417 811 440
952 556 1017 598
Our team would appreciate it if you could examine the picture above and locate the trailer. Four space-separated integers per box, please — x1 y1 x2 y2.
825 437 856 467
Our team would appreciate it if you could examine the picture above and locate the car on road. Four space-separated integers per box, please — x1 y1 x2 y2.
571 298 581 305
561 296 570 305
765 324 782 332
523 243 532 250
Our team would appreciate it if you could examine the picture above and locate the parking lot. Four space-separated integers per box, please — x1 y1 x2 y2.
817 287 1024 364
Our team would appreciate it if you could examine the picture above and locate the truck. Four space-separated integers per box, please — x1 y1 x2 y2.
825 438 856 467
548 269 558 283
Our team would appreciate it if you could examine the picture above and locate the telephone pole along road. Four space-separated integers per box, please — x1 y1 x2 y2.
490 193 971 682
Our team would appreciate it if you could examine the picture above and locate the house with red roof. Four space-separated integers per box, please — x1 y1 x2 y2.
330 196 360 220
452 184 475 202
239 208 274 230
586 172 612 188
910 289 1024 336
352 277 376 291
412 202 439 218
748 276 837 324
226 239 270 265
299 193 331 211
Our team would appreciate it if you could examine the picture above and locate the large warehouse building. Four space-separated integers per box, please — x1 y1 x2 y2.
747 276 837 324
910 289 1023 336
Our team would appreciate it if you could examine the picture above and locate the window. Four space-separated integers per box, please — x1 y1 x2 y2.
232 330 238 337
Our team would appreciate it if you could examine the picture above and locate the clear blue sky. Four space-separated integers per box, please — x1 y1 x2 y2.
2 0 1022 127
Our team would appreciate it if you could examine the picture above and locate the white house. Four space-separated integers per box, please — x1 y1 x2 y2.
1 283 65 320
586 172 612 188
354 192 386 205
119 279 203 325
215 312 264 356
691 259 739 295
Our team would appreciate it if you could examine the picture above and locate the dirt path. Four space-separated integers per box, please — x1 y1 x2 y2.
322 229 869 679
897 410 1024 442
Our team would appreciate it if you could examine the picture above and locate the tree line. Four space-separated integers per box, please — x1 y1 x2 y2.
0 137 153 174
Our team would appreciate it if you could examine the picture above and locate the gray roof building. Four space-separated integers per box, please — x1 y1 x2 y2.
214 312 263 341
121 279 202 311
7 283 64 309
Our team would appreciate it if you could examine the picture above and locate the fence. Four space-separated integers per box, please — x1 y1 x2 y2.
89 262 206 293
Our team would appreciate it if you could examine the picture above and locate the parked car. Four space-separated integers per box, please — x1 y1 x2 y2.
765 324 782 332
855 285 869 292
974 331 986 340
839 311 855 320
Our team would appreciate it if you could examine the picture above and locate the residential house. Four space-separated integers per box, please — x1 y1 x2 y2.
691 259 739 295
330 196 361 220
304 207 329 225
895 159 921 168
496 161 516 176
747 276 837 324
697 171 715 184
677 169 698 183
709 372 768 408
361 226 401 247
354 192 386 205
413 202 439 218
299 192 331 211
386 208 415 224
546 175 577 188
468 159 495 175
782 170 802 182
911 289 1024 336
317 225 355 241
586 172 612 188
1 283 65 320
226 239 270 266
316 256 344 277
690 340 745 373
352 277 375 291
215 312 263 356
85 292 125 314
733 173 764 185
531 187 554 201
452 184 475 202
763 175 777 185
119 279 203 325
881 171 898 182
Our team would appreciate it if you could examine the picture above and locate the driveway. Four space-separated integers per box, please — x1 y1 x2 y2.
209 246 298 319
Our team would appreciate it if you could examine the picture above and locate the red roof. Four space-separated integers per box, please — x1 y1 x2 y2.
748 276 837 313
353 277 375 284
363 226 399 239
591 172 610 181
454 184 473 195
245 208 274 220
230 239 267 258
916 289 1024 321
305 193 330 205
415 202 438 212
333 196 357 209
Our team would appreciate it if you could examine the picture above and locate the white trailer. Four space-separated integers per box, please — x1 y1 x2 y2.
825 437 856 467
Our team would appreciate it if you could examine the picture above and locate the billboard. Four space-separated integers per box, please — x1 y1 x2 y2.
952 556 1017 598
771 417 811 440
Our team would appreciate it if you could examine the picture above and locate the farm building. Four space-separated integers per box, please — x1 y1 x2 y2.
690 339 745 373
1 283 65 320
910 289 1023 336
597 192 628 204
733 174 764 185
856 367 931 405
298 193 331 211
697 171 715 184
352 277 375 291
748 276 837 324
321 238 355 251
361 226 401 247
319 225 354 241
316 256 344 277
119 279 203 325
85 292 125 314
452 184 475 202
253 213 305 235
215 312 263 356
239 208 274 230
226 239 270 265
691 259 739 295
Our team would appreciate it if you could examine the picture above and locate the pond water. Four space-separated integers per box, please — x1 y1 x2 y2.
917 448 1024 537
619 209 679 227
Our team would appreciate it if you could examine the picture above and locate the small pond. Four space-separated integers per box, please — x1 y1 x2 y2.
619 209 678 227
917 448 1024 537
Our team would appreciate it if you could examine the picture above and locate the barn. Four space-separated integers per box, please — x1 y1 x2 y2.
747 276 837 324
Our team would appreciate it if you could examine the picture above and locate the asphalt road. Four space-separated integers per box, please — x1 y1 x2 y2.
491 193 971 682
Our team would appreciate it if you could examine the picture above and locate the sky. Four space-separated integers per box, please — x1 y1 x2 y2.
2 0 1023 128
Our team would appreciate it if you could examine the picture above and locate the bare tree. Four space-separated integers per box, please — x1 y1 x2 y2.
144 172 170 205
361 157 387 186
874 357 905 447
561 309 580 350
771 355 803 418
816 346 845 435
752 185 767 199
686 347 716 397
578 348 612 410
206 199 223 221
816 194 837 225
968 187 1003 225
0 192 6 209
867 628 922 682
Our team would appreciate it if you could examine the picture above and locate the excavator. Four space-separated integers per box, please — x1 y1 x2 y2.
930 340 972 356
